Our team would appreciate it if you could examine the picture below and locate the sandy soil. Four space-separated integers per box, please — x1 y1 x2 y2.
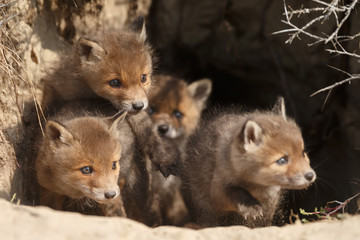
0 199 358 240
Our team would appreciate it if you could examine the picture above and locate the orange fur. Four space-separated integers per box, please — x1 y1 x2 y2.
42 17 153 114
35 110 126 216
149 75 212 139
147 75 212 225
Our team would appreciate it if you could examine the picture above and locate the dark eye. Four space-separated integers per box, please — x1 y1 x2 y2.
141 74 147 83
108 79 121 88
173 110 183 119
80 166 93 175
276 157 288 166
147 107 155 115
112 161 117 170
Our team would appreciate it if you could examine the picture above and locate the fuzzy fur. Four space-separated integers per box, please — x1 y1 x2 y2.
148 74 212 226
181 98 316 228
42 18 154 115
35 106 126 216
39 99 176 226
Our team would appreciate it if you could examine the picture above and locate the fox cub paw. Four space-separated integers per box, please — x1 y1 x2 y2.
237 203 263 220
227 186 263 219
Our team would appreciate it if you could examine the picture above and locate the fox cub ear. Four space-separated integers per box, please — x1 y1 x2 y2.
77 37 106 64
187 78 212 110
242 120 263 152
130 16 147 43
46 121 74 146
272 96 287 121
109 111 127 139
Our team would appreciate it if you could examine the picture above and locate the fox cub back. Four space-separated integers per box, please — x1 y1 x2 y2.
149 75 212 139
35 110 127 216
183 97 316 227
43 17 153 114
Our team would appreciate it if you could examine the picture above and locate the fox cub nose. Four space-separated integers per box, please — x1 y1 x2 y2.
104 191 117 199
304 172 315 182
132 102 145 111
158 124 169 134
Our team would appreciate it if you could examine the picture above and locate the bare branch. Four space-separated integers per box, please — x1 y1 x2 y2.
326 65 353 78
275 0 360 97
326 48 360 58
275 0 360 46
310 75 360 97
325 0 358 43
313 0 344 12
285 7 327 15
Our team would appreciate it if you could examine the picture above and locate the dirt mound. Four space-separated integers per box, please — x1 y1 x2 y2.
1 199 358 240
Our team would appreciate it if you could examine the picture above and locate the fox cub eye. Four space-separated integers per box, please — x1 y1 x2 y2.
112 161 117 170
108 79 121 88
140 74 147 83
276 157 288 166
80 166 93 175
147 107 155 115
173 110 183 119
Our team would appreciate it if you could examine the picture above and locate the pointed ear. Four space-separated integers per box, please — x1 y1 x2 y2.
272 96 287 121
243 120 263 152
109 111 127 138
130 16 146 43
187 78 212 110
45 121 74 146
77 37 106 64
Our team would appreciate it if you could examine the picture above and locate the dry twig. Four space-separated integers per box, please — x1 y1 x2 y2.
310 65 360 97
273 0 360 96
273 0 360 51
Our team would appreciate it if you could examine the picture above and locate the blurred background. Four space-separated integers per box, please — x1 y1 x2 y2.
0 0 359 219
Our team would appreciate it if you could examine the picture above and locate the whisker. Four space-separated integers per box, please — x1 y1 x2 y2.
316 169 351 181
311 157 332 170
313 180 321 204
314 176 337 191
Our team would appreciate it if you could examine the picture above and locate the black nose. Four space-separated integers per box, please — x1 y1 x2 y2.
158 124 169 134
104 191 116 199
304 172 315 181
132 102 144 111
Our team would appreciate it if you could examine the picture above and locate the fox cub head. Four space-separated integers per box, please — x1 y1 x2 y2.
36 112 127 203
149 75 212 139
233 97 316 190
76 17 152 113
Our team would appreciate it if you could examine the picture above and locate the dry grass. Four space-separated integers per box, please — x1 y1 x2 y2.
0 0 46 135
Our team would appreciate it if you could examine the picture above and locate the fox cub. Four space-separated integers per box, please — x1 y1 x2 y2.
36 98 177 225
148 75 212 225
35 108 127 216
42 17 153 114
182 97 316 228
149 74 212 140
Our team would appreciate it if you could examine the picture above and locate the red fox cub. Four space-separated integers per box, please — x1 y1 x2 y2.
42 17 153 114
149 74 212 140
182 97 316 228
147 75 212 225
35 110 127 216
35 99 177 225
